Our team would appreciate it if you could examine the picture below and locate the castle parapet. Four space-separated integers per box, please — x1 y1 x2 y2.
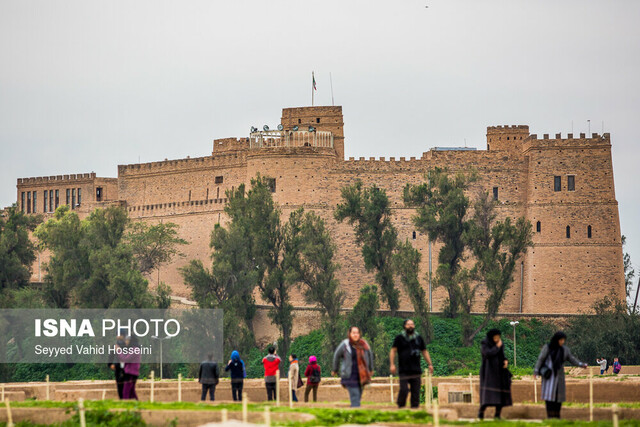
212 137 250 154
17 173 97 185
523 132 611 152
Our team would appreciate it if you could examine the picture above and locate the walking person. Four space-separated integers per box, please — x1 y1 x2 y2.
118 335 141 400
478 329 512 420
199 353 219 401
304 355 321 402
288 354 300 402
332 326 373 408
534 331 587 419
596 357 608 375
389 319 434 409
225 350 246 401
107 331 126 399
262 346 281 401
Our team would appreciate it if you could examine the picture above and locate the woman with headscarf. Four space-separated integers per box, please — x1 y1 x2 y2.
225 350 246 401
332 326 373 407
478 329 512 419
534 331 587 418
118 335 141 400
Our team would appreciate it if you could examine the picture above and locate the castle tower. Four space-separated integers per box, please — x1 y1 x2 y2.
522 132 625 313
280 106 345 160
486 125 530 152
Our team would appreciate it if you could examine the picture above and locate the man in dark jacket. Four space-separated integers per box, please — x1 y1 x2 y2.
107 331 127 399
199 353 219 401
389 319 434 408
478 329 512 419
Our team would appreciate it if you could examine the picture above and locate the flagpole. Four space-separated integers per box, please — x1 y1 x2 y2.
330 72 334 106
312 72 315 107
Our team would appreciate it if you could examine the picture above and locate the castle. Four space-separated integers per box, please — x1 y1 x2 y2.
16 106 626 316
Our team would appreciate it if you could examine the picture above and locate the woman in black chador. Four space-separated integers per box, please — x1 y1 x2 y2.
478 329 512 419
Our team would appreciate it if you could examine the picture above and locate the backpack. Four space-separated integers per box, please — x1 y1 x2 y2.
309 366 321 383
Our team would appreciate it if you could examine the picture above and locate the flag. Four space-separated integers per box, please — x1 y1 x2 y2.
312 72 317 91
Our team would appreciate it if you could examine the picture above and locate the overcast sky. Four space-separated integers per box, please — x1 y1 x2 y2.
1 0 639 291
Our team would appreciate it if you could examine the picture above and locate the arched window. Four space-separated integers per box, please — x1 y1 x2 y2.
536 221 541 233
587 225 592 238
412 231 416 240
566 226 571 239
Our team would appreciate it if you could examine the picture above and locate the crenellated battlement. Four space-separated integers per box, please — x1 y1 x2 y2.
487 125 530 131
17 173 97 185
118 152 248 176
523 132 611 152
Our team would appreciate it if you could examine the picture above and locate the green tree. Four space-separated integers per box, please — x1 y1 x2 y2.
0 205 41 292
286 208 345 353
35 206 156 308
462 192 532 345
335 181 400 315
394 240 433 342
403 168 475 318
567 296 640 365
181 219 259 352
127 222 188 275
348 284 380 344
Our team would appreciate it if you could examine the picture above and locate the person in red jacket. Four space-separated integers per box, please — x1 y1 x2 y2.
304 355 321 402
262 346 281 401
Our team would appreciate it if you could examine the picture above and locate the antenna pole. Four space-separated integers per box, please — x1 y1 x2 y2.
588 119 591 136
330 72 335 106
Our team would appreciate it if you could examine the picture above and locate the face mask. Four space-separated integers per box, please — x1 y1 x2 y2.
405 327 415 335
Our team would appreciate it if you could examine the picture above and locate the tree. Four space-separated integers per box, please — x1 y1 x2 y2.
335 181 400 315
35 206 156 308
348 284 380 344
394 240 433 342
286 208 345 352
462 192 532 345
403 168 475 317
184 176 298 356
623 235 637 310
181 218 259 352
567 296 640 365
0 205 41 292
127 222 188 275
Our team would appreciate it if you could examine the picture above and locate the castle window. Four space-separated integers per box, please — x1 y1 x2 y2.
412 231 416 240
32 191 37 213
507 137 510 140
298 119 301 124
44 190 48 212
215 176 223 184
77 188 81 206
493 187 499 201
316 118 320 123
71 189 76 209
96 187 102 202
66 189 70 205
21 192 25 212
27 192 31 213
49 190 53 212
567 175 575 191
217 188 220 199
266 178 276 193
554 176 561 192
587 225 592 238
55 190 59 208
566 226 571 239
536 221 541 233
